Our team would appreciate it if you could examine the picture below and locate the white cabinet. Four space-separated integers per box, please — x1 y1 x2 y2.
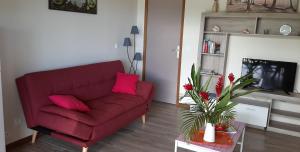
233 97 271 128
235 103 269 128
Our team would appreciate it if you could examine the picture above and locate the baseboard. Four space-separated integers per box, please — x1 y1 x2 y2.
6 134 42 150
6 135 32 150
267 126 300 138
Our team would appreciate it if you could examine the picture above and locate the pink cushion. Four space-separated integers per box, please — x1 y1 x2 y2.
112 72 139 95
49 95 91 112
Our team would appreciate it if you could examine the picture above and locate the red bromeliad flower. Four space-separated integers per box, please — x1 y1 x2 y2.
228 73 235 84
216 75 224 98
199 92 209 102
183 84 193 91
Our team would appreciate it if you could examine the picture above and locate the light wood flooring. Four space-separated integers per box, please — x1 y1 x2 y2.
8 101 300 152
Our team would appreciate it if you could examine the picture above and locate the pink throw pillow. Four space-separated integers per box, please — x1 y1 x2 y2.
49 95 91 112
112 72 139 95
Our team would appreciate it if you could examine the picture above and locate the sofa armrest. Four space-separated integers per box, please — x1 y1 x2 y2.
136 81 154 101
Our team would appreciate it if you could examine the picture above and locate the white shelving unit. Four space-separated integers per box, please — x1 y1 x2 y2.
197 12 300 94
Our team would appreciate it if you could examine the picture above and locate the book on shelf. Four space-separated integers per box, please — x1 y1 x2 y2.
202 40 221 54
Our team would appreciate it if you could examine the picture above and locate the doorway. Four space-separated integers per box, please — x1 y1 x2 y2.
144 0 185 104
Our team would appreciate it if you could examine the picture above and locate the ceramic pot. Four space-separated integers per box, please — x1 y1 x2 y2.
203 123 215 142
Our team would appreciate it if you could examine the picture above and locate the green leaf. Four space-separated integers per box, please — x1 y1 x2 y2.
216 93 231 109
232 89 260 99
191 64 196 85
232 78 255 91
180 110 206 140
202 76 212 92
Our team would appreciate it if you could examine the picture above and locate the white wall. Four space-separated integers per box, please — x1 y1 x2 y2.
136 0 145 77
0 0 138 144
0 66 6 152
180 0 300 94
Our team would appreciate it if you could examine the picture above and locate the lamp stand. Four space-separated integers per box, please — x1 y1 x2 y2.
134 60 139 74
133 34 137 74
126 46 134 74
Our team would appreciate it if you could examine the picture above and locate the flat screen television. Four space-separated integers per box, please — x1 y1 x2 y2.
241 58 297 94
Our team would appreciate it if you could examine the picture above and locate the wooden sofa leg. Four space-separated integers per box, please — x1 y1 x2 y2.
142 114 146 124
82 147 88 152
31 130 38 144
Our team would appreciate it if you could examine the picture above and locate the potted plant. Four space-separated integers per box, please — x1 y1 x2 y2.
180 65 256 142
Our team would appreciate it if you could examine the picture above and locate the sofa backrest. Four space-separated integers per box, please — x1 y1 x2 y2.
16 60 124 128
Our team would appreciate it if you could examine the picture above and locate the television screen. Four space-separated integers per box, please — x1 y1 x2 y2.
241 58 297 93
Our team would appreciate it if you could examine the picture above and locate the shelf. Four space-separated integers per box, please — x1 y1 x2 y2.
204 31 300 39
204 31 227 35
269 120 300 133
232 98 270 108
201 53 224 57
200 72 221 77
272 109 300 119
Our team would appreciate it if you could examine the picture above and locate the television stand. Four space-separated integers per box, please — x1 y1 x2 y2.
234 91 300 137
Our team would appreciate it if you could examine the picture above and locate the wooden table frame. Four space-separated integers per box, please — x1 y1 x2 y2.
175 122 246 152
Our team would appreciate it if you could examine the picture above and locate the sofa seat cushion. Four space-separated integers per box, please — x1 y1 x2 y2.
37 111 93 141
87 93 146 112
41 105 97 126
86 94 146 125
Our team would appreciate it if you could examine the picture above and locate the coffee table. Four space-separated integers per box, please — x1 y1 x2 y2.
175 122 246 152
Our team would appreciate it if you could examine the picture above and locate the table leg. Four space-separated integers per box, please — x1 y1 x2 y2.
240 128 245 152
174 140 178 152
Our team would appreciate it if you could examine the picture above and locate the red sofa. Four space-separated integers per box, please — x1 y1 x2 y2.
16 60 154 152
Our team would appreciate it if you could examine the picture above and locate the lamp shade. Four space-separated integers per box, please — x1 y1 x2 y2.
123 37 132 46
133 52 142 61
131 26 139 34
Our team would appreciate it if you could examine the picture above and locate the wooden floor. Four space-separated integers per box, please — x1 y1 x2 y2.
8 101 300 152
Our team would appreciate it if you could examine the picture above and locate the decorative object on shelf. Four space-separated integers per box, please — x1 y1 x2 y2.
226 0 298 13
280 24 292 36
215 43 221 53
49 0 97 14
210 70 218 75
242 29 250 34
123 37 134 73
264 29 270 34
209 41 216 54
212 25 221 32
212 0 219 12
133 52 142 74
180 64 256 142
